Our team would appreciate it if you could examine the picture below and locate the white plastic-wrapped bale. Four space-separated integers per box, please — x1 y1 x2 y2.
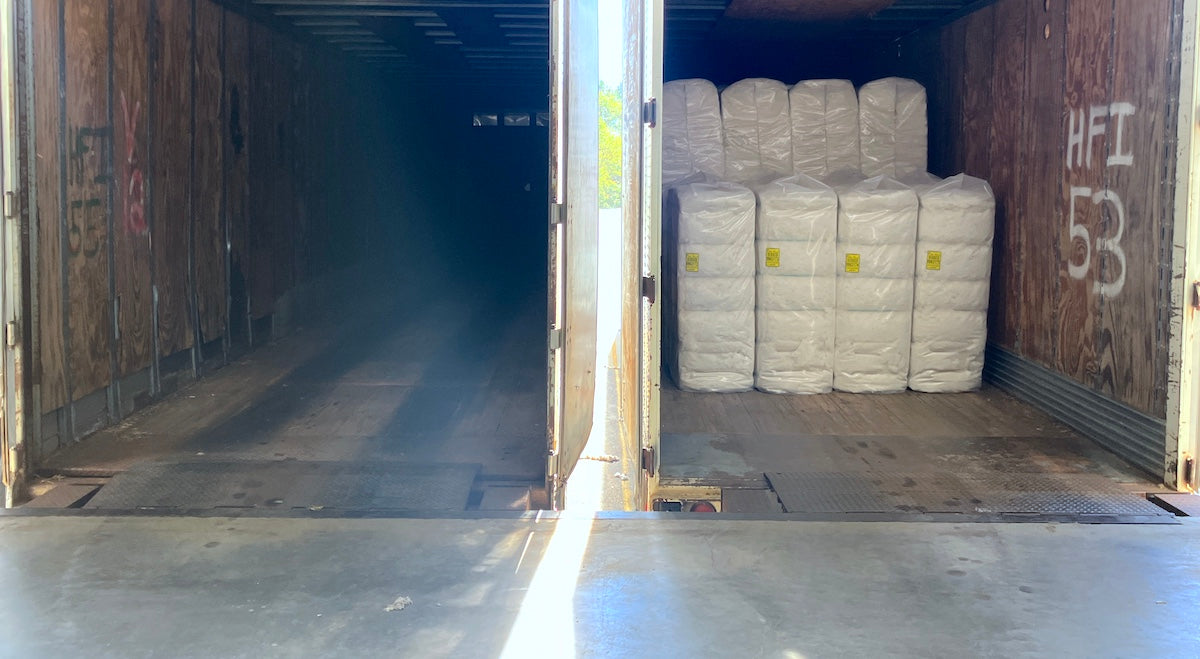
721 78 793 184
789 79 860 178
665 181 757 392
909 174 995 392
662 79 725 187
900 171 943 192
752 174 838 394
833 176 919 393
858 77 928 179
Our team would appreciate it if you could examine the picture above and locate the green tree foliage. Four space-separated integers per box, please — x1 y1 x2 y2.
599 83 622 209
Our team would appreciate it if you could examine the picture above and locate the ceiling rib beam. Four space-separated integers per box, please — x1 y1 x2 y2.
256 1 547 7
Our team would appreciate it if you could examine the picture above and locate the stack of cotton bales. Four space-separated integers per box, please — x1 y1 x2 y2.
909 174 995 392
752 175 839 394
721 78 793 184
662 79 726 188
789 79 860 179
666 181 757 392
858 77 928 178
832 176 919 393
658 74 993 398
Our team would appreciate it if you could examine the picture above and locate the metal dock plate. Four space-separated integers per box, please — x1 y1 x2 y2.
765 471 1172 519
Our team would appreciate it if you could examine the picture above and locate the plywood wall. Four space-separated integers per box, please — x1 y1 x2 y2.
33 0 66 411
30 0 375 426
149 0 191 358
223 10 250 340
112 0 154 380
246 21 274 320
193 0 225 344
891 0 1181 418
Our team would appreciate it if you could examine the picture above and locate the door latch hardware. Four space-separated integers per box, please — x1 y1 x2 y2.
642 98 657 128
641 275 656 304
642 446 656 477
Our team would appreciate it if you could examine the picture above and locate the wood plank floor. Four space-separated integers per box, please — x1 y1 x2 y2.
42 281 549 482
662 385 1077 438
660 384 1160 489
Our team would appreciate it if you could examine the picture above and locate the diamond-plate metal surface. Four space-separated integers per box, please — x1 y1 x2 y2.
85 460 481 511
765 473 896 513
766 471 1172 518
977 492 1167 516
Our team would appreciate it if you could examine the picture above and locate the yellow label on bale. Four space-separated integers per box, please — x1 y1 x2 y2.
844 253 860 273
685 252 700 272
926 250 943 271
765 247 781 268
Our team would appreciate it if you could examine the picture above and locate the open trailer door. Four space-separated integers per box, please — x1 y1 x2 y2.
1174 0 1200 493
617 0 663 510
0 0 27 507
546 0 600 508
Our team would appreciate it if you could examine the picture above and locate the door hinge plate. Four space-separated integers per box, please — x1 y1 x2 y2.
549 327 564 350
5 321 18 347
550 202 566 225
2 442 21 489
642 446 656 477
3 191 15 219
642 98 657 128
641 275 656 304
1192 281 1200 309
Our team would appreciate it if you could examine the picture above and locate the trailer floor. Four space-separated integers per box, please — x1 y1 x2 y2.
37 277 549 511
660 384 1167 518
1 514 1197 656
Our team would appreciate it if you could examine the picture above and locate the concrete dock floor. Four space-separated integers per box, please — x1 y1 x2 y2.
1 514 1198 657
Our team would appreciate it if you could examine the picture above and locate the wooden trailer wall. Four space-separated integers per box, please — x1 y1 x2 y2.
30 0 383 457
885 0 1183 477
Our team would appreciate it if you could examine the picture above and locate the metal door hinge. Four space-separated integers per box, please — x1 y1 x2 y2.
1184 456 1195 488
3 191 15 219
549 327 563 350
641 275 656 304
2 442 23 488
550 202 566 225
5 321 18 347
642 445 656 477
642 98 657 128
1192 281 1200 309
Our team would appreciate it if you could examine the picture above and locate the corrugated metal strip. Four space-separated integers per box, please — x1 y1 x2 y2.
984 344 1166 480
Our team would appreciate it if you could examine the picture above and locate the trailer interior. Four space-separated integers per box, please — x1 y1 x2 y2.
4 0 1194 519
646 0 1187 517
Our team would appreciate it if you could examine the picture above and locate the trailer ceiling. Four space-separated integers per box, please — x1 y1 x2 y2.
233 0 978 84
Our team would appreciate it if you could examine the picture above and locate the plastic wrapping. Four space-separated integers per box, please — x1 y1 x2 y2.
757 275 837 309
789 79 860 178
832 176 919 393
858 77 928 178
752 174 838 393
663 79 726 187
666 181 757 392
721 78 793 184
909 174 995 392
899 171 943 194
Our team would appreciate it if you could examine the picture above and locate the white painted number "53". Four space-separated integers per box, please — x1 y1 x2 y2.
1067 186 1126 298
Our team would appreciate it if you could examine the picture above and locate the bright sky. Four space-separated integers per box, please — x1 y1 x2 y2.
599 1 623 87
